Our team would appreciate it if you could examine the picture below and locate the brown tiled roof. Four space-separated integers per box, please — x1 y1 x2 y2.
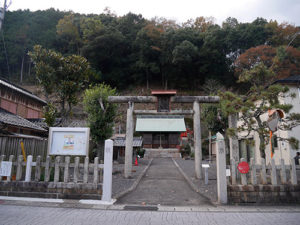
0 108 46 132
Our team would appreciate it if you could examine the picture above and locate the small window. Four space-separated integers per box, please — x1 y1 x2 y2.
273 135 278 148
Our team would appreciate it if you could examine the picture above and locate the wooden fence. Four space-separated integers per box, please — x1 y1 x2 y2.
229 157 299 185
0 135 48 160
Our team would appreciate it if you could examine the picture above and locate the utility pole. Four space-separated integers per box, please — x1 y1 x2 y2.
0 0 7 31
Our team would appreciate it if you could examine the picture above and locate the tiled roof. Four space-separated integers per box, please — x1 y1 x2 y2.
0 108 46 132
27 118 49 129
113 137 143 147
28 118 87 128
274 75 300 84
0 78 47 105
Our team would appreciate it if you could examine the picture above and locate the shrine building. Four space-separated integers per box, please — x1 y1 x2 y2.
135 90 186 151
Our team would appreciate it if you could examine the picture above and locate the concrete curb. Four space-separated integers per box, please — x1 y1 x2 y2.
172 158 215 205
113 158 153 199
1 196 300 212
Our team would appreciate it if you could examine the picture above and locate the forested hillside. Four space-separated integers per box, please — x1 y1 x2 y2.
1 8 300 91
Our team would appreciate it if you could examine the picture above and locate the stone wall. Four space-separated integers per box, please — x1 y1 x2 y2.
228 184 300 204
0 181 102 199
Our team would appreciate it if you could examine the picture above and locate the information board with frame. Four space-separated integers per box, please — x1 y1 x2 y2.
48 127 90 156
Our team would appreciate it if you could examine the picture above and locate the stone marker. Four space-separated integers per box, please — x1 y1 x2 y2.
216 132 227 204
102 139 114 202
202 164 210 185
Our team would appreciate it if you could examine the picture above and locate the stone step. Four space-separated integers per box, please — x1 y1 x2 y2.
144 149 181 159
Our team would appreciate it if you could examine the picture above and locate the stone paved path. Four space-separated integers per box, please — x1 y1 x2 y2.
0 204 299 225
117 158 212 206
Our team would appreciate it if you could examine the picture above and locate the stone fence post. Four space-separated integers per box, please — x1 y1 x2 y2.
216 132 227 204
25 155 33 182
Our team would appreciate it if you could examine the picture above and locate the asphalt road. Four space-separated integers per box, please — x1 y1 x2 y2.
117 158 212 206
0 204 299 225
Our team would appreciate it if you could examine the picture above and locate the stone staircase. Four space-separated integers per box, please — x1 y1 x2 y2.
143 148 181 159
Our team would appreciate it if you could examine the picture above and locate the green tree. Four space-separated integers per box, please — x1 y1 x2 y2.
56 14 82 55
201 79 229 151
29 45 91 124
234 45 300 80
83 84 117 158
0 9 67 81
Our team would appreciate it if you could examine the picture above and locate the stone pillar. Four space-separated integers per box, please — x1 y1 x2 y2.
102 139 113 202
228 114 239 162
193 101 202 179
216 132 227 204
125 101 134 178
209 130 212 161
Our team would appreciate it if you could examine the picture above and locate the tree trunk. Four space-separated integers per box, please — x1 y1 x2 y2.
97 140 105 161
259 135 265 158
221 131 230 164
20 54 24 84
146 70 149 89
256 116 266 158
28 60 31 78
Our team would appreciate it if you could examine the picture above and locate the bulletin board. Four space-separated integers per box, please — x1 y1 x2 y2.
47 127 90 156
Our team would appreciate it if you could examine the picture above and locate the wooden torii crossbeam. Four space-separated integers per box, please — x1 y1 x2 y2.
108 95 220 179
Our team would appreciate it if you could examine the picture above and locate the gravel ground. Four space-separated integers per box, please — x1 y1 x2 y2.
174 158 218 203
112 159 149 197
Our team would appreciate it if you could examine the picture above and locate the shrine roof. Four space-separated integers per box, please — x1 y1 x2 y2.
151 90 177 95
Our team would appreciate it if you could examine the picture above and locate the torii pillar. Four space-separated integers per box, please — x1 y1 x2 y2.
193 100 202 179
124 101 134 178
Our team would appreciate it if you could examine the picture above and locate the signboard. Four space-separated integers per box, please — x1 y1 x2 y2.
48 127 90 156
237 161 250 174
0 161 12 177
226 169 231 177
202 164 210 168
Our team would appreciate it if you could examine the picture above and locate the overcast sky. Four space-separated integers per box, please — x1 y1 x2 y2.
7 0 300 26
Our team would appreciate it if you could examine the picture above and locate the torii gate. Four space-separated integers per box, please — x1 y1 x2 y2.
108 94 219 179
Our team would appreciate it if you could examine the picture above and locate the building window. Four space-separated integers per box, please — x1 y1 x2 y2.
273 135 278 148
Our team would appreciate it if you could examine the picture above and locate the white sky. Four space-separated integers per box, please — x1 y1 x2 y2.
6 0 300 26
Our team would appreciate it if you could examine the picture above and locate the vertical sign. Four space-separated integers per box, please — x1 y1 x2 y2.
0 161 12 176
